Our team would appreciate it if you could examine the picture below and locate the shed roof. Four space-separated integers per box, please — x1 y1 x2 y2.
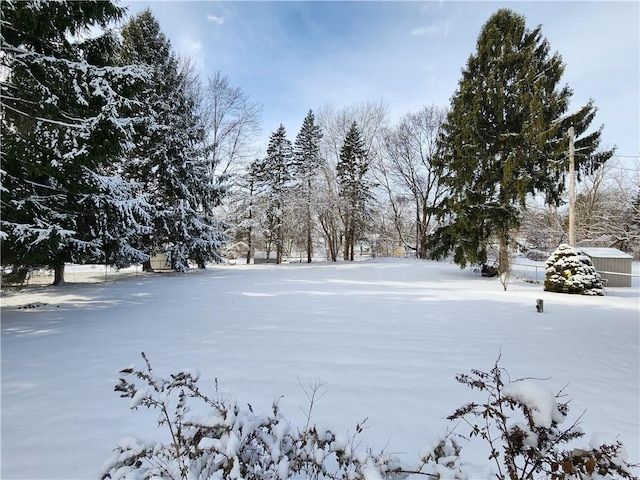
579 247 634 259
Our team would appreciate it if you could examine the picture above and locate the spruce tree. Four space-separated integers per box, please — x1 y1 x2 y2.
119 10 225 271
337 122 370 261
294 110 324 263
1 0 150 285
429 9 614 278
255 125 294 264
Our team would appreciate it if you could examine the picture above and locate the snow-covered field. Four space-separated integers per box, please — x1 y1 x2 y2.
1 258 638 479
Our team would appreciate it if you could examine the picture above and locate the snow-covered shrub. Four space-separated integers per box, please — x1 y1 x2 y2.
103 354 638 480
448 357 637 480
100 353 403 480
544 244 605 296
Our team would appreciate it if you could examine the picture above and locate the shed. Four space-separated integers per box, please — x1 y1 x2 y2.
149 252 172 271
580 247 633 287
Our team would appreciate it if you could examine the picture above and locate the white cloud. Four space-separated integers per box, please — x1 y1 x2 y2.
206 14 225 25
411 25 437 36
178 37 205 72
411 20 449 38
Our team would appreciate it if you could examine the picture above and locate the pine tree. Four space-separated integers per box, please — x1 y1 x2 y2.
293 110 324 263
429 9 614 279
1 0 150 285
337 122 371 261
119 10 226 271
255 125 294 264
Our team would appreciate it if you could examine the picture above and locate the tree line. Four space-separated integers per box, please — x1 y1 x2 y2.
2 1 638 285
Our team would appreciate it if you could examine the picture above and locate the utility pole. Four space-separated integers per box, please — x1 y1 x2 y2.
568 126 576 247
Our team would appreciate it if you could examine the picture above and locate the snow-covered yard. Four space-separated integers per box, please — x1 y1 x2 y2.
1 258 638 479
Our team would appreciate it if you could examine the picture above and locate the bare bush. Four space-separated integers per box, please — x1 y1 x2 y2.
102 354 638 480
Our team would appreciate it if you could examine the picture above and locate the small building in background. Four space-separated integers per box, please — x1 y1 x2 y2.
580 247 633 287
149 252 172 271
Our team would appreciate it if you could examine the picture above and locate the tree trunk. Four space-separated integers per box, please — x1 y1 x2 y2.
276 223 283 264
331 228 338 262
306 180 313 263
52 263 65 286
498 228 511 291
415 200 421 258
246 224 252 264
306 222 312 263
349 228 355 261
419 205 429 259
265 236 273 263
343 224 350 261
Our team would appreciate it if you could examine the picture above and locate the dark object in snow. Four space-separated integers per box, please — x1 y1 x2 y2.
481 264 498 277
16 302 49 310
536 299 544 313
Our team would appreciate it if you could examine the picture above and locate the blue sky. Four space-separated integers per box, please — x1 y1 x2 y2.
120 1 639 162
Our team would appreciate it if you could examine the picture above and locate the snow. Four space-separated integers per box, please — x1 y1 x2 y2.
1 258 639 479
501 380 565 428
580 247 634 259
129 388 149 409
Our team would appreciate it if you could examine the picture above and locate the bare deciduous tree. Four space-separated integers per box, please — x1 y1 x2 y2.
520 159 640 259
575 160 639 255
376 106 448 258
204 71 262 182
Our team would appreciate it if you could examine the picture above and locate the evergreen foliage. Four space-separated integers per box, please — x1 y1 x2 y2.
119 10 226 271
337 122 371 261
254 125 294 264
429 9 614 275
1 0 150 285
543 244 604 295
293 110 324 263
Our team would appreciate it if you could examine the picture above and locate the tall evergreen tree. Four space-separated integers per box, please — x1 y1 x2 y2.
293 110 324 263
337 122 371 261
255 125 294 264
1 0 150 285
119 10 225 271
430 8 614 279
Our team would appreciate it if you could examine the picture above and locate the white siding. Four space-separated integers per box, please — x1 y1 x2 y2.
581 248 633 287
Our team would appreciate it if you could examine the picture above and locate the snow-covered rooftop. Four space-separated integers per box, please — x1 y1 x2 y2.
579 247 634 259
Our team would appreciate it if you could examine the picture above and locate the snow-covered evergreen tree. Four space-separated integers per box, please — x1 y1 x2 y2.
119 10 226 271
254 125 294 264
544 244 604 295
293 110 324 263
1 0 151 285
337 122 371 261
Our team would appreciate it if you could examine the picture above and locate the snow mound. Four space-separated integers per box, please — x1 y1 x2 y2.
502 379 565 428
